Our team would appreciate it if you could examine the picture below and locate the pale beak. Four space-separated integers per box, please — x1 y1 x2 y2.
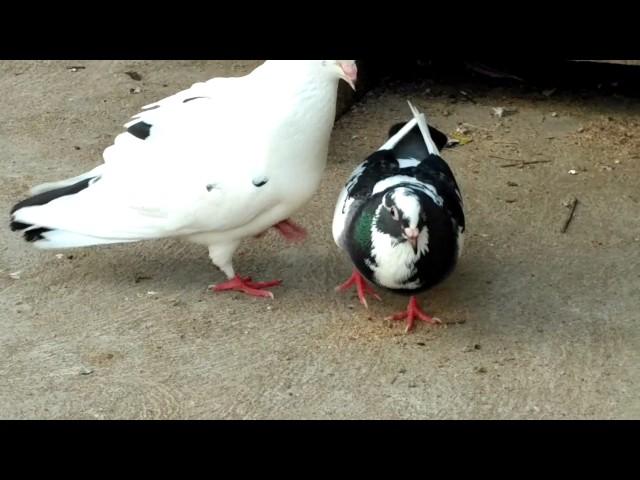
404 228 420 254
339 62 358 91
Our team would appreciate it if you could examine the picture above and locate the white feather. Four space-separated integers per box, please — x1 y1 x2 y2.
32 230 137 249
406 100 440 156
332 161 367 247
378 117 419 151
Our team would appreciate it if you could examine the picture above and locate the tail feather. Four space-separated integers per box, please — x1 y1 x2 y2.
11 177 95 218
10 175 119 248
379 117 420 152
407 100 440 156
28 166 103 196
379 101 447 159
387 122 448 151
29 229 136 249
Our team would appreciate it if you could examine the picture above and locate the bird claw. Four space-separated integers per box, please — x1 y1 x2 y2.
209 275 282 299
386 296 441 332
336 270 381 309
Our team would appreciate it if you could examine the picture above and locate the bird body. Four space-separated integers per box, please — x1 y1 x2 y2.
11 60 358 297
333 101 465 330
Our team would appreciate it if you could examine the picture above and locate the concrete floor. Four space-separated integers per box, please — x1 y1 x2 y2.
0 60 638 419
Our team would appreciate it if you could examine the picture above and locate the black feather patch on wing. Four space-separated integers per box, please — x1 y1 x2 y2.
252 178 268 187
183 96 209 103
10 220 30 231
11 177 94 215
415 154 465 230
10 177 96 232
23 227 51 242
348 150 400 201
127 121 152 140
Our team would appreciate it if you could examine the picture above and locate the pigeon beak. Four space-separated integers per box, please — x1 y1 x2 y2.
339 62 358 91
404 228 420 254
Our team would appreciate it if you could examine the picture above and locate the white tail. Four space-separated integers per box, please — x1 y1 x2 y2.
407 100 440 156
31 230 137 249
378 117 418 151
378 101 441 155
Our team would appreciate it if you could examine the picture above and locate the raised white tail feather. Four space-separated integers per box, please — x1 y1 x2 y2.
378 117 419 151
407 100 440 156
378 101 441 155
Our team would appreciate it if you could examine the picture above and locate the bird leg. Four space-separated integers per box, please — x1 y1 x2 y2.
273 219 307 242
207 243 281 299
335 269 381 309
209 275 282 299
253 219 307 242
386 296 441 332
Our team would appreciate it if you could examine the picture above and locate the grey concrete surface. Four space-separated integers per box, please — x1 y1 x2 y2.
1 61 638 419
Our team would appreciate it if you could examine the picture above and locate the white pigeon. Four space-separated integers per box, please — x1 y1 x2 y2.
10 60 358 298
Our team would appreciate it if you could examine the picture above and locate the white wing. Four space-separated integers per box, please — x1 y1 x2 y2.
28 71 256 196
14 146 276 242
15 75 283 243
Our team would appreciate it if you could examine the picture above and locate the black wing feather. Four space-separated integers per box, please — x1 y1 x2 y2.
415 154 465 230
346 150 400 201
9 177 96 233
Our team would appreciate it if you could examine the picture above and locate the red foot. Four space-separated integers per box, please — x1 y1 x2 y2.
386 296 441 332
273 219 307 243
335 269 381 309
253 219 307 242
209 275 282 299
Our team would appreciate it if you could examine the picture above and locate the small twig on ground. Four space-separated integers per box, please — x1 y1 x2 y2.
561 198 579 233
499 159 552 168
447 319 467 325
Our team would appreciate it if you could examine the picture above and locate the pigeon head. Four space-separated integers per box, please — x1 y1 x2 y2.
261 60 358 90
375 187 427 255
332 60 358 91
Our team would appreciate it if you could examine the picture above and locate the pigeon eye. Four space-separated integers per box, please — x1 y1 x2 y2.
389 207 399 221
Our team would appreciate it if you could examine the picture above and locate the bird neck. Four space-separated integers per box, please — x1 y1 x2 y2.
265 76 340 172
244 61 341 183
353 204 375 249
254 61 339 104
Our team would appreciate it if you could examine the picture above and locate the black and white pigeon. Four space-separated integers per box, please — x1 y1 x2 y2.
10 60 358 299
332 101 465 331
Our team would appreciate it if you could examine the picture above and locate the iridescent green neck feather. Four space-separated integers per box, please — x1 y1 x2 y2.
354 210 374 248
